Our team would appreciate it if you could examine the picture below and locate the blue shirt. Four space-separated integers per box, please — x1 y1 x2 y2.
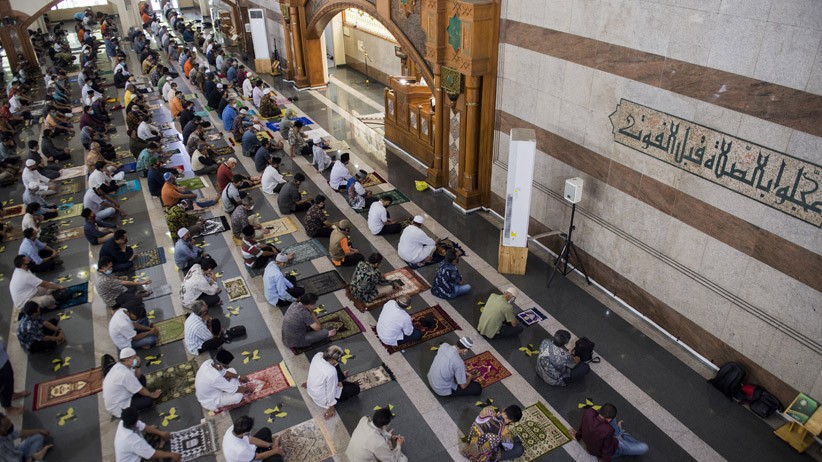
84 221 108 244
174 238 202 269
431 262 462 298
19 238 45 265
222 106 237 131
242 129 259 155
147 166 165 197
263 261 294 306
226 66 237 83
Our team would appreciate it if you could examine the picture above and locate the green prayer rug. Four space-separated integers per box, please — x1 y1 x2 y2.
156 315 186 346
178 177 207 191
133 247 167 271
359 189 410 213
512 402 573 460
145 359 198 405
282 239 329 266
45 204 83 222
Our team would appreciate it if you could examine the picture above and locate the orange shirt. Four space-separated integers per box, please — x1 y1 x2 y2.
78 28 85 43
101 22 107 35
170 97 184 118
142 12 151 24
161 182 185 207
184 60 193 77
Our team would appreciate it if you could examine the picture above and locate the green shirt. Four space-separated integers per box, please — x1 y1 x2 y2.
477 293 515 338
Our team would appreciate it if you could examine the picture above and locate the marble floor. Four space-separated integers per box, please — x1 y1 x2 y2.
0 11 813 462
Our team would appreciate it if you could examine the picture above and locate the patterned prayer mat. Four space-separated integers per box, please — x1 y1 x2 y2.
360 171 386 188
178 177 207 191
347 364 395 392
169 419 220 462
115 150 133 160
348 267 431 312
133 247 167 271
45 204 83 222
145 360 198 405
57 282 89 310
292 307 365 354
223 276 251 301
113 179 141 196
266 117 315 131
376 305 461 354
32 367 103 411
274 419 332 462
55 226 84 242
297 271 347 296
55 182 80 196
260 216 298 239
372 189 410 206
517 308 548 326
511 402 573 460
1 204 24 218
283 239 329 266
464 351 512 388
59 166 86 179
216 362 295 413
214 146 234 156
156 315 186 346
198 216 229 237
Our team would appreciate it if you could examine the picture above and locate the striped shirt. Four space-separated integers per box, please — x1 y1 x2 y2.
240 237 263 267
184 313 213 355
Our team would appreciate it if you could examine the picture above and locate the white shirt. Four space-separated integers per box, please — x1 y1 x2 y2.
137 121 159 141
306 352 341 409
312 145 332 171
114 63 130 76
180 265 219 307
252 87 263 108
161 82 173 100
10 267 42 308
329 161 352 190
21 213 39 235
191 149 207 171
397 225 436 264
114 419 156 462
195 359 239 411
165 88 177 104
83 188 105 213
103 362 143 417
242 79 253 99
261 165 285 194
184 313 213 355
109 308 137 350
8 95 23 115
215 55 224 72
22 168 50 189
376 300 414 346
88 169 109 190
222 426 257 462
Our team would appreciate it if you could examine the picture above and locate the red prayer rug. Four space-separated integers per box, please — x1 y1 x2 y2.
33 367 103 411
374 304 460 354
216 362 295 413
464 351 512 388
348 267 431 312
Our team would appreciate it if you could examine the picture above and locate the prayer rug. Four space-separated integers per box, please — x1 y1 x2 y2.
360 171 387 188
274 419 332 462
265 117 315 131
194 110 209 118
45 204 83 222
2 204 24 218
161 135 180 144
511 402 573 460
56 226 84 242
55 182 80 196
216 362 295 413
177 177 206 191
375 305 461 354
156 315 186 346
464 351 512 388
223 276 251 301
297 271 347 296
259 216 298 239
214 146 235 156
358 190 410 214
115 150 133 160
198 216 230 237
348 267 431 312
57 282 89 310
145 359 198 405
291 307 365 354
282 239 329 266
347 364 395 392
517 308 548 326
169 419 220 462
59 166 86 179
120 162 137 173
32 367 103 411
133 247 167 271
113 179 141 196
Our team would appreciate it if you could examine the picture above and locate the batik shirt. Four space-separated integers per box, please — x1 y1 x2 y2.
288 128 305 151
349 261 386 302
165 205 197 236
303 204 326 237
536 340 575 386
431 262 461 298
460 406 516 462
16 314 44 353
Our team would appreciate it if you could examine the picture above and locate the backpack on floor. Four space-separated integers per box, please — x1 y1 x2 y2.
749 386 783 418
101 354 117 376
225 326 247 341
708 362 746 399
572 337 600 363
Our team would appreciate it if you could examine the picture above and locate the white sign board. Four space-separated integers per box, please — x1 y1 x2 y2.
503 128 536 247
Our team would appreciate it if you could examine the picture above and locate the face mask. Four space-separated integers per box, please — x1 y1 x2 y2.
131 358 140 369
103 269 113 275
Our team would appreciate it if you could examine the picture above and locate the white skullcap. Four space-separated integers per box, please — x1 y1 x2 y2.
276 253 290 263
312 137 321 144
119 347 137 359
25 159 36 167
459 336 474 349
177 227 189 238
413 215 424 224
262 88 271 95
504 287 519 298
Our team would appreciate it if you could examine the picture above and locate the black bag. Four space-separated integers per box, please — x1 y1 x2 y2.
708 362 746 399
572 337 600 363
749 387 783 418
52 288 71 304
225 326 246 341
101 354 117 376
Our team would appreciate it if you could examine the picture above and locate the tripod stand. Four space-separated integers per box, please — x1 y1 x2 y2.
547 202 591 288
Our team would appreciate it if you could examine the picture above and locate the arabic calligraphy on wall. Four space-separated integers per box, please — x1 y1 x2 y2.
609 99 821 227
